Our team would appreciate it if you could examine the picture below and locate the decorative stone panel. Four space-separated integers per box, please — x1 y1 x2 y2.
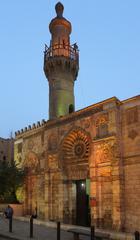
126 107 138 125
95 114 109 138
48 134 58 151
24 152 40 174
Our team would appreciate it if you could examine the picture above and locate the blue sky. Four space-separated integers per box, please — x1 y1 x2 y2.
0 0 140 138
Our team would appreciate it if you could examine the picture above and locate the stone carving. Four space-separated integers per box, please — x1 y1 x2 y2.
61 128 91 169
95 114 108 127
48 134 57 151
25 152 40 173
48 154 58 170
95 114 108 138
74 140 86 158
128 129 138 140
81 118 90 129
96 144 109 164
28 140 34 150
95 141 118 164
67 166 89 180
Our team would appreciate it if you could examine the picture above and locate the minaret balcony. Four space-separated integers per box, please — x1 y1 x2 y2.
44 43 79 64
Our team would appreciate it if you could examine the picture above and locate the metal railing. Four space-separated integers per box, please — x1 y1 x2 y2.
44 43 79 63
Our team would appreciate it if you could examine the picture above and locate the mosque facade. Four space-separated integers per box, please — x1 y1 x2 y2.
14 2 140 232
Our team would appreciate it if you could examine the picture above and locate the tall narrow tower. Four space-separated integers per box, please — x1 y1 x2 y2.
44 2 79 119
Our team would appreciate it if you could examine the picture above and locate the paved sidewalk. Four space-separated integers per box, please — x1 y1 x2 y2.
0 215 134 240
0 216 89 240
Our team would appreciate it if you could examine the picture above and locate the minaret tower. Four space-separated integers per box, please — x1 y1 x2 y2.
44 2 79 119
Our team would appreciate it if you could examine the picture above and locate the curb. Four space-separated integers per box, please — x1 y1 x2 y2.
0 233 21 240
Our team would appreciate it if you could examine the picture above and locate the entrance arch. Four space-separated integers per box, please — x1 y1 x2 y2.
60 127 91 225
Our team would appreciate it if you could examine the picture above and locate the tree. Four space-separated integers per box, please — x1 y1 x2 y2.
0 160 25 203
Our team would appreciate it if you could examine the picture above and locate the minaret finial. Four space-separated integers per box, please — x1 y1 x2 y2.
55 2 64 18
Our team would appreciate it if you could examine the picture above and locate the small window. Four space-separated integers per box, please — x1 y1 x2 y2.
3 156 6 161
69 104 74 114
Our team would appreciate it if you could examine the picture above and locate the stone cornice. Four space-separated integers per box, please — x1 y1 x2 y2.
121 94 140 104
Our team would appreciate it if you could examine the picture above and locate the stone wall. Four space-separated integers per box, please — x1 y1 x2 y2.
14 96 140 232
121 98 140 232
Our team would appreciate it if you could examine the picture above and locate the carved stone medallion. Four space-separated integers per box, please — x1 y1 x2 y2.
74 140 86 158
61 128 91 170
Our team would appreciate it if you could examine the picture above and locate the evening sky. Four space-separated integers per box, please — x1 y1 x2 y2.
0 0 140 137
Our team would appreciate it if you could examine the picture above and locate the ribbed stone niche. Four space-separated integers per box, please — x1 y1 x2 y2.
61 128 91 168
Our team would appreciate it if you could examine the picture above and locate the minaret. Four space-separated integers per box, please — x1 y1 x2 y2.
44 2 79 119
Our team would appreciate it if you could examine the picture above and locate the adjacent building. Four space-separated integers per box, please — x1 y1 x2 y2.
0 137 14 163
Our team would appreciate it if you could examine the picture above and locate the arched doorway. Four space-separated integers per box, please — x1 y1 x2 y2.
60 127 91 226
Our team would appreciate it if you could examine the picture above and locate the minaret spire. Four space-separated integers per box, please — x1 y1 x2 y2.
44 2 79 119
55 2 64 17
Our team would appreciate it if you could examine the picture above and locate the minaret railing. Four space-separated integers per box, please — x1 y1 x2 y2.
44 43 79 63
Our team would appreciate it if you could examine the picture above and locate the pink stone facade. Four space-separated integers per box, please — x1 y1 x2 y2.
15 95 140 232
